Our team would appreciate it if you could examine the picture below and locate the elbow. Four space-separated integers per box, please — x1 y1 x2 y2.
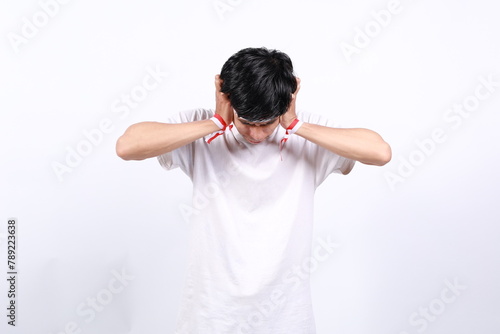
116 135 133 160
375 142 392 166
116 133 142 161
363 141 392 166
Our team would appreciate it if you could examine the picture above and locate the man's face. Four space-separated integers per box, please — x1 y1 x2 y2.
232 111 280 144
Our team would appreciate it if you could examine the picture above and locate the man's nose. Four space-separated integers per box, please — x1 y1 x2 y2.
248 127 267 140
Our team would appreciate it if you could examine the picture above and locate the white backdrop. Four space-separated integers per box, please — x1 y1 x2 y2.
1 0 499 333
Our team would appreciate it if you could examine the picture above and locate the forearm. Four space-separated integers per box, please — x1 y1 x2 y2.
116 119 218 160
295 122 392 166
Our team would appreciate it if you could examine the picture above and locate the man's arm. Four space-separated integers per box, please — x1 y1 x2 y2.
295 124 392 166
116 75 233 161
280 78 392 166
116 120 219 161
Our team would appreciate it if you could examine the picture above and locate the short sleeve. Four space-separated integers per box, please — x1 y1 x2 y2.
298 112 356 187
157 108 214 178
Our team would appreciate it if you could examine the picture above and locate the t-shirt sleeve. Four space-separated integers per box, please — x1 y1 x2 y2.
299 112 356 187
157 108 213 178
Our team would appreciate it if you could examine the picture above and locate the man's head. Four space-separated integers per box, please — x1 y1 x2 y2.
219 47 297 123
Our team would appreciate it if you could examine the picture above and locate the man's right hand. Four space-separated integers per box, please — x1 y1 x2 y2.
215 75 233 126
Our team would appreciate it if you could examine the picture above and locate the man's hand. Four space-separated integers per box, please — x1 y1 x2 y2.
215 75 233 125
279 77 301 129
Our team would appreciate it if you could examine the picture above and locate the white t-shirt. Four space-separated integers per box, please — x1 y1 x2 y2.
158 108 354 334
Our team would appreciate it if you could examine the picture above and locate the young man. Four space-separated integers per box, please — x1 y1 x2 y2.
116 47 391 333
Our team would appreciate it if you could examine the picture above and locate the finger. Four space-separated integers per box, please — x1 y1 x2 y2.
215 74 222 91
295 77 301 94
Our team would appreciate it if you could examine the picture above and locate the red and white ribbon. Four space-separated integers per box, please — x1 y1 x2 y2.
206 115 303 157
206 114 232 144
279 118 303 152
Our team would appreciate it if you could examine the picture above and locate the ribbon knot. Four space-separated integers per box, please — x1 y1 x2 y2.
206 114 232 144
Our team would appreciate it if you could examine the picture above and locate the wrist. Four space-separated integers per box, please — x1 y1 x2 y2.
280 115 297 129
285 118 303 135
211 114 228 130
205 114 233 144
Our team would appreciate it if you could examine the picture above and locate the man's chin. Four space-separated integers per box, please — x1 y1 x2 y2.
245 138 263 144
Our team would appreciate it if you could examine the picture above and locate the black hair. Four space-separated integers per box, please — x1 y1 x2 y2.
219 47 297 123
